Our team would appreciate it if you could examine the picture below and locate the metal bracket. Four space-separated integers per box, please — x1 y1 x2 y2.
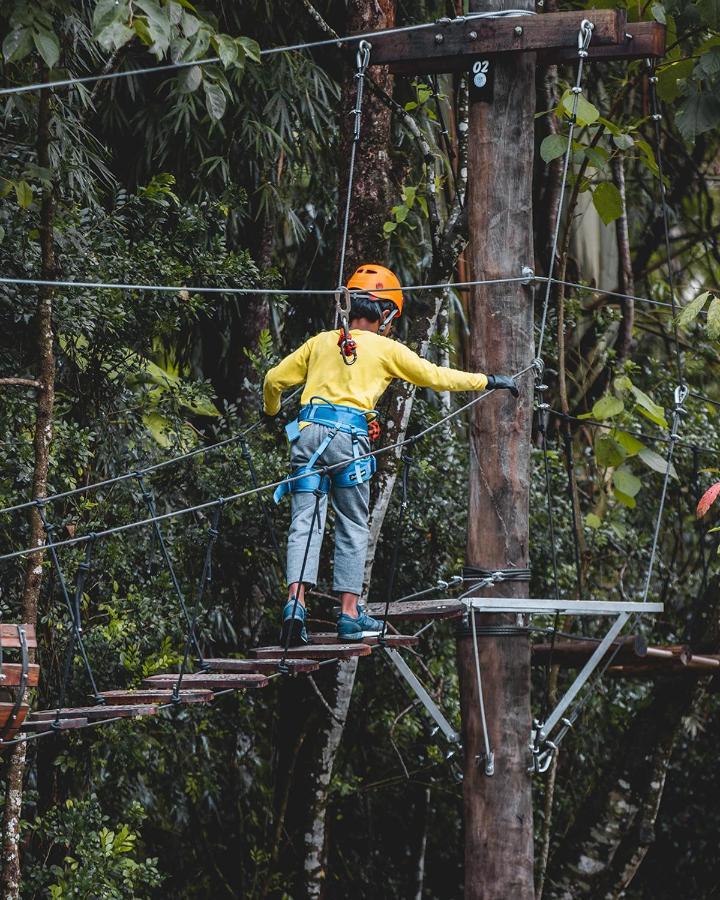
384 647 461 745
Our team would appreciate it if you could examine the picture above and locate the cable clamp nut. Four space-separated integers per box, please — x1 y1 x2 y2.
521 265 535 285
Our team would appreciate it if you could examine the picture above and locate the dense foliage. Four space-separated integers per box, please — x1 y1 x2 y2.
0 0 719 897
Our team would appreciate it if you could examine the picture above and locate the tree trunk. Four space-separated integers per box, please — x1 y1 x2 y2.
457 1 536 898
0 82 56 899
275 4 397 897
611 155 634 363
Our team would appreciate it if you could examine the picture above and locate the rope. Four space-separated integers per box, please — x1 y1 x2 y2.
55 535 97 719
0 10 537 99
336 40 371 290
35 504 103 705
379 452 413 643
0 274 533 300
174 502 223 699
136 474 203 661
469 605 494 776
536 18 594 358
0 386 303 518
0 364 537 563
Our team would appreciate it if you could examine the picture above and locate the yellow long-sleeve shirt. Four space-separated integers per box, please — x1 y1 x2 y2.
263 329 488 416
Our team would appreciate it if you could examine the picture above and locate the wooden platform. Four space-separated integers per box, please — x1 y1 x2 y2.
0 624 36 648
464 598 664 615
100 689 214 705
22 718 89 732
31 704 157 721
0 703 29 741
142 673 269 690
250 644 372 661
307 632 419 648
203 658 320 674
366 600 464 622
0 663 40 687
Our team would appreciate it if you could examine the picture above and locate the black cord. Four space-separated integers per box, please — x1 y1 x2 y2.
379 452 413 643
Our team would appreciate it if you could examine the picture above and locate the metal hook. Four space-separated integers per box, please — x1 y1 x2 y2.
356 39 371 71
578 19 594 56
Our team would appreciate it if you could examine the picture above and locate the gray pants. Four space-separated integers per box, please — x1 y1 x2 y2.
286 424 370 595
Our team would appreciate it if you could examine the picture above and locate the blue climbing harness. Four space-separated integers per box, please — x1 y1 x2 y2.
273 398 378 503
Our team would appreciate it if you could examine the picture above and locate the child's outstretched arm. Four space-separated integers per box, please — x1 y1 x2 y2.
263 338 314 415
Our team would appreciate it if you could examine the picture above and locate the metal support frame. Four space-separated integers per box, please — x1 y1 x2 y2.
462 598 663 771
384 647 461 744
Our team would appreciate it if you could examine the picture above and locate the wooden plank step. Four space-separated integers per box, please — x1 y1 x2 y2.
250 644 372 661
0 663 40 687
0 624 37 649
99 689 214 705
30 704 157 721
203 658 320 674
367 600 464 622
21 718 89 732
142 673 269 690
308 632 419 647
0 703 29 742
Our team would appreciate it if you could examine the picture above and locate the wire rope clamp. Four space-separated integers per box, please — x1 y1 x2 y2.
674 383 689 412
476 750 495 777
521 266 534 286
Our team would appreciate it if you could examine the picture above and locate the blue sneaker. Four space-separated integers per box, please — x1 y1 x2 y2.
280 599 309 647
337 608 384 642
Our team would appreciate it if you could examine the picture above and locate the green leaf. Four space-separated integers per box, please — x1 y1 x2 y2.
383 221 397 234
591 394 624 419
612 132 634 151
402 185 417 207
96 21 134 51
592 181 623 226
92 0 128 34
638 447 677 479
135 0 172 57
585 512 602 529
14 180 33 208
677 290 710 328
214 34 238 68
612 429 646 457
707 296 720 340
696 0 720 29
585 146 609 170
178 64 202 93
595 434 626 468
614 488 637 509
393 204 409 223
631 386 668 428
32 28 60 68
635 139 659 175
236 36 261 64
676 83 720 142
613 465 642 498
651 2 667 23
203 81 226 120
3 27 33 63
540 134 567 163
696 46 720 78
561 89 600 126
133 17 153 46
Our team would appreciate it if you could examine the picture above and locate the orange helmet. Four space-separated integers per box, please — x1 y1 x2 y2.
347 264 404 316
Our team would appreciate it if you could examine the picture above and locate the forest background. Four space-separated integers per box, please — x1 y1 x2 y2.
1 0 719 897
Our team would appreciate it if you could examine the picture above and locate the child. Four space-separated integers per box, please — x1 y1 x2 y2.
263 264 518 645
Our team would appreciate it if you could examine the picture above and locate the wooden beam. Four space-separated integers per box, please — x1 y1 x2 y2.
0 663 40 687
30 704 157 720
99 689 214 705
142 673 269 690
541 21 665 64
250 643 372 661
369 10 626 75
21 718 88 732
0 624 36 649
307 632 419 647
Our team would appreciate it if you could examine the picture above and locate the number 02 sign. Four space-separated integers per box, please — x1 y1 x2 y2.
469 58 493 102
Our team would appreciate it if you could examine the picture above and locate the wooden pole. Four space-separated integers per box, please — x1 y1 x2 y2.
456 0 535 896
